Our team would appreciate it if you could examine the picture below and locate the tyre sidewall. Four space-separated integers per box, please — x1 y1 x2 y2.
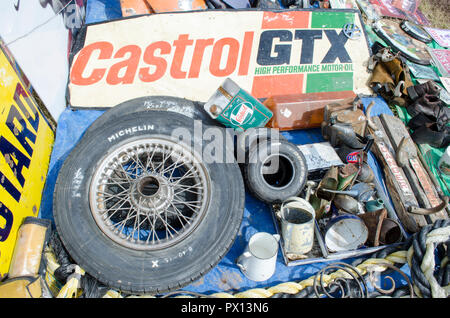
244 140 308 203
84 96 218 137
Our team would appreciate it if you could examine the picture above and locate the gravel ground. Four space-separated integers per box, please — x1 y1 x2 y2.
419 0 450 29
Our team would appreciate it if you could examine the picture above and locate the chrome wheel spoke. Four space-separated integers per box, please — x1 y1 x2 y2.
168 202 194 225
90 138 210 251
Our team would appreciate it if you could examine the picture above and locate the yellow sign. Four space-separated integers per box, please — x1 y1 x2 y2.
0 45 54 277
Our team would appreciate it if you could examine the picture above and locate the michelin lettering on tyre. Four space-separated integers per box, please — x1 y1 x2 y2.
107 125 154 142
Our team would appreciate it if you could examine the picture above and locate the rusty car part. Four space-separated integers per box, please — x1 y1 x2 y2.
369 116 424 232
339 163 359 180
315 166 339 201
408 196 449 215
322 98 367 138
365 101 377 131
410 158 443 208
321 182 375 202
120 0 152 16
359 209 387 247
379 114 448 222
325 123 368 149
357 163 375 183
378 218 403 245
333 194 360 214
395 136 410 168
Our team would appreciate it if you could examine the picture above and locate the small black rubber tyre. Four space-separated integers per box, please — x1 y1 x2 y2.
243 139 308 204
235 127 287 165
53 110 244 294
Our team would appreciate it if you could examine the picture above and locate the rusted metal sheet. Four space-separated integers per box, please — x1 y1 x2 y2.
120 0 153 17
0 41 55 278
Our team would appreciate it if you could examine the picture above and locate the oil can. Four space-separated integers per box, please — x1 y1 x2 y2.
204 78 273 131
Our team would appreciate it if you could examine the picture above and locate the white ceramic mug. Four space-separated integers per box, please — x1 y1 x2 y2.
236 232 280 282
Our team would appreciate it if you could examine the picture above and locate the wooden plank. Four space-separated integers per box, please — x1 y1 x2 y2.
380 114 447 222
369 116 427 232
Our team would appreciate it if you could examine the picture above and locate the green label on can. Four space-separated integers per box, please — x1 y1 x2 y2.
216 89 273 131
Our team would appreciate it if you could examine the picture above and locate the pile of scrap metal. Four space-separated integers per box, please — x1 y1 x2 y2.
274 96 406 262
323 95 448 230
367 106 449 233
357 7 450 233
268 91 448 266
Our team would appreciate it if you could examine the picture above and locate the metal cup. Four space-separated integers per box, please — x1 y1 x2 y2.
236 232 280 282
379 218 403 245
279 197 316 255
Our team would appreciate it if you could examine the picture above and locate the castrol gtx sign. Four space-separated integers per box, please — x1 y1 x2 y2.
68 9 371 108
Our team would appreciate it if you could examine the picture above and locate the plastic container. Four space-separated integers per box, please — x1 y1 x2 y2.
8 217 51 278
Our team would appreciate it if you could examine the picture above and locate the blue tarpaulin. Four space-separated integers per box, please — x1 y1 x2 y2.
38 1 411 295
40 100 410 294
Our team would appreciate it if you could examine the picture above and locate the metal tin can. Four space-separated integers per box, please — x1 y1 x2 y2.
279 197 316 255
204 78 273 131
324 214 368 252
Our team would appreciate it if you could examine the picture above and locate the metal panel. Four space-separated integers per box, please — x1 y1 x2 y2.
0 43 54 278
68 9 372 108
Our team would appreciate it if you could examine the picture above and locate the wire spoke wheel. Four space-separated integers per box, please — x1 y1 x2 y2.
90 137 210 251
54 109 245 293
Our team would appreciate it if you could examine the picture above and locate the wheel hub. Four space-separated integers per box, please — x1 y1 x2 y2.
130 174 174 215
